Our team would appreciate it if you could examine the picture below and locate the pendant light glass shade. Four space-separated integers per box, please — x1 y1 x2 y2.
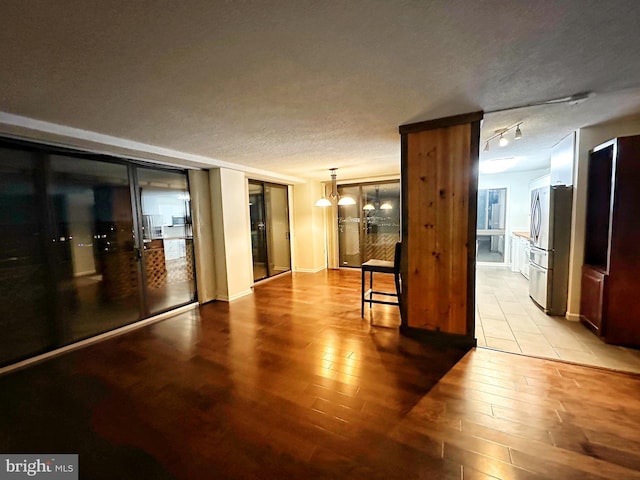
337 196 355 206
380 202 393 210
315 197 332 207
363 203 375 211
498 134 508 147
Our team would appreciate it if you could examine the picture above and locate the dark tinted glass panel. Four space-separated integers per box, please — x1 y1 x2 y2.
49 155 140 342
0 148 53 365
138 168 195 314
584 146 613 268
249 181 291 281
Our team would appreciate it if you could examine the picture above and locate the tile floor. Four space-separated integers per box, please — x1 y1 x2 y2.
475 265 640 374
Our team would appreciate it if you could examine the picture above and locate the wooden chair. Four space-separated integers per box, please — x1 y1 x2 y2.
361 242 402 319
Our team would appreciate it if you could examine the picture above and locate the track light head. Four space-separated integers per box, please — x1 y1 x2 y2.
514 124 523 140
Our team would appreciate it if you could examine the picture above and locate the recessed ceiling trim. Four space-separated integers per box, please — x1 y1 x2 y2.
0 112 306 184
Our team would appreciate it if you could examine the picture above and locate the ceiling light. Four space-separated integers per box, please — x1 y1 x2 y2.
315 168 355 207
380 202 393 210
482 123 523 151
514 124 523 140
338 196 356 206
363 203 375 211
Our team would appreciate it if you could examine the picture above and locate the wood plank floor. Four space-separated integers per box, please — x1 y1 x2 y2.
1 269 639 479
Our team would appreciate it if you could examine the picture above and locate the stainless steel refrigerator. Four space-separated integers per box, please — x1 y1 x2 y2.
529 185 573 315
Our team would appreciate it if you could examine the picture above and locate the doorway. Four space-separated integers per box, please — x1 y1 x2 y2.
248 181 291 282
476 187 507 263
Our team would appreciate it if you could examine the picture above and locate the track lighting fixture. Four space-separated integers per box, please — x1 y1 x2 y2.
482 123 523 152
315 168 356 207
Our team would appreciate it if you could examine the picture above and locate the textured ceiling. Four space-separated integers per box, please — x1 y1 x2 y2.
1 0 640 181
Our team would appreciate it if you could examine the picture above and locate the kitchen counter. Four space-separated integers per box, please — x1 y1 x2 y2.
513 231 530 240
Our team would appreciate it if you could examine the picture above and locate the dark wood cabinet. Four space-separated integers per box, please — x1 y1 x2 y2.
579 265 605 334
580 135 640 347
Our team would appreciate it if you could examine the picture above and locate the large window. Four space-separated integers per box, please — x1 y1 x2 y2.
338 181 400 267
0 139 196 367
476 188 507 263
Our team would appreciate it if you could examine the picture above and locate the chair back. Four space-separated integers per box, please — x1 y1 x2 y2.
393 242 401 272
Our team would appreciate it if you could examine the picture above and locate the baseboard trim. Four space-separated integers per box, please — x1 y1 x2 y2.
566 312 581 322
400 325 477 351
218 289 254 302
293 267 326 273
0 302 198 376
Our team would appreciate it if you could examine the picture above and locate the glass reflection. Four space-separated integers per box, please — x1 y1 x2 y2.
265 184 291 277
249 181 291 281
49 155 140 342
338 181 401 267
138 168 195 314
0 148 53 365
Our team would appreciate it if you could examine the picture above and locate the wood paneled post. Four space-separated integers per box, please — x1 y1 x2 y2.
399 112 483 348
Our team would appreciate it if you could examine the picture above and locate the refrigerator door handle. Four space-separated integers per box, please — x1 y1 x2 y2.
529 261 547 272
530 245 547 254
531 191 542 242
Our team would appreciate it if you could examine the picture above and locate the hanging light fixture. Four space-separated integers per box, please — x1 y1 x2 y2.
315 168 356 207
363 202 375 211
380 202 393 210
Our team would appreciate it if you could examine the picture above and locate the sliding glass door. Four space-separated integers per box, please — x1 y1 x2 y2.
0 148 53 364
49 155 140 343
137 168 195 315
338 181 401 267
0 139 196 366
249 181 291 282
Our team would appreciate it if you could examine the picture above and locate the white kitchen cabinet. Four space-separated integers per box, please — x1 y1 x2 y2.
510 233 530 279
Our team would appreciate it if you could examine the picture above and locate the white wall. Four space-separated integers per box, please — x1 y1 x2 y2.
291 181 327 272
188 170 217 303
209 168 254 301
478 168 549 264
566 114 640 320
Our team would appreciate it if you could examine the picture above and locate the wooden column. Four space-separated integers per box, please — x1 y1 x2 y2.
399 111 483 348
